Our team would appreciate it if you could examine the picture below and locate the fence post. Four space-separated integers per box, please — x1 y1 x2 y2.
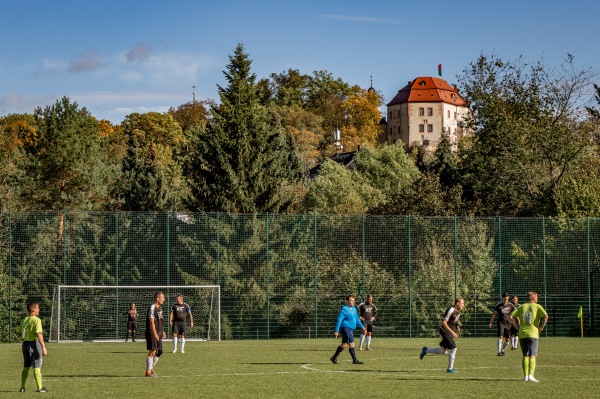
542 217 547 337
497 217 502 295
313 212 318 339
265 213 270 340
586 217 592 335
454 215 458 297
361 213 366 300
407 215 412 338
115 210 119 339
8 209 12 343
63 209 67 285
216 212 220 286
166 212 170 289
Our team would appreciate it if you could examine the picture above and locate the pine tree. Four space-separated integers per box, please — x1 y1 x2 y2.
26 97 118 210
189 43 302 213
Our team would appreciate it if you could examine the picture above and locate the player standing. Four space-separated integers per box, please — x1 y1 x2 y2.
488 292 515 356
125 302 138 342
170 294 194 353
358 294 377 351
330 295 367 365
145 291 166 377
420 297 464 373
510 291 548 382
510 295 520 350
19 302 48 393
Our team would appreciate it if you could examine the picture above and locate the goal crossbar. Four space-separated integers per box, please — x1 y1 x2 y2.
53 285 220 343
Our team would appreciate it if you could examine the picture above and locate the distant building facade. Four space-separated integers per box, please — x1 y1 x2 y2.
380 76 470 151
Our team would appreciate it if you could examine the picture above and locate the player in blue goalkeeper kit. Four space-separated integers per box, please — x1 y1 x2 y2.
330 295 367 365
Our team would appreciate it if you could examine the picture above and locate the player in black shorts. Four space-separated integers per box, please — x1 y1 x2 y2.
489 292 516 356
125 302 137 342
420 297 464 373
358 294 377 350
145 292 166 377
170 294 194 353
510 295 520 349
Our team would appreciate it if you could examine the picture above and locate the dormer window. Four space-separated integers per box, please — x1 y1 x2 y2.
419 80 426 86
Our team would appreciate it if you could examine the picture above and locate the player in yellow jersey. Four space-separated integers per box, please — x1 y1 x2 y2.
19 302 48 393
510 292 548 382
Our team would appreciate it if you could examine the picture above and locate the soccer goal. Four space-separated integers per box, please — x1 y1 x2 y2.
50 285 220 342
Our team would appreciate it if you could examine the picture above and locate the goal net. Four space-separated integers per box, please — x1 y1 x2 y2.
50 285 220 342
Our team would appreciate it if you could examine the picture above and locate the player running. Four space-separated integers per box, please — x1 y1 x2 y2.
358 294 377 351
170 294 194 353
489 292 515 356
420 297 464 373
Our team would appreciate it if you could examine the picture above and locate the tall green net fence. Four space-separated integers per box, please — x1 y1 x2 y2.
1 212 599 341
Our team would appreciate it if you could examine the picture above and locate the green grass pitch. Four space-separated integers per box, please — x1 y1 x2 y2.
1 337 599 398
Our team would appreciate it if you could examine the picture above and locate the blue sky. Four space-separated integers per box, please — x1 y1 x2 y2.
1 0 598 124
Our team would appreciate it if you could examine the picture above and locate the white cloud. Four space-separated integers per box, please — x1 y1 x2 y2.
68 52 109 73
126 43 151 63
0 92 57 115
116 50 220 84
40 58 68 74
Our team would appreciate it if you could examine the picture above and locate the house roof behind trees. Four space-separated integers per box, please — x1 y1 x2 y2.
387 76 466 106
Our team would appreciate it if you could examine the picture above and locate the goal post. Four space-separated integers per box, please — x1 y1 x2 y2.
51 285 220 343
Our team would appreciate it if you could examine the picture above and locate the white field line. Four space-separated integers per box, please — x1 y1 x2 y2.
42 360 600 382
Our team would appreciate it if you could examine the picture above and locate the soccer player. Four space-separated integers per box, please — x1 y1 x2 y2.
510 291 548 382
125 302 138 342
358 294 377 351
19 302 48 393
169 294 194 353
420 297 464 373
488 292 515 356
330 295 367 365
145 291 166 377
510 295 520 350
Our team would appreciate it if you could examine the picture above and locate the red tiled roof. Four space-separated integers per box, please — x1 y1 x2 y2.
387 76 466 106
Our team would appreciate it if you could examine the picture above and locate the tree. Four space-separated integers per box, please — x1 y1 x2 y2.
189 43 303 213
305 70 353 148
458 54 597 216
304 144 419 214
24 97 118 211
272 105 324 171
304 160 377 214
0 114 35 211
270 69 309 107
338 86 384 151
118 112 187 211
167 101 209 133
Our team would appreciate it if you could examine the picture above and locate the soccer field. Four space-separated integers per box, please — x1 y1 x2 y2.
2 338 599 398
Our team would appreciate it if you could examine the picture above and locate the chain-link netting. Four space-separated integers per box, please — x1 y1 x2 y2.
2 212 599 341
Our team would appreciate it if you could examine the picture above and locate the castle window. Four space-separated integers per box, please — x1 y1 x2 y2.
427 124 433 132
419 107 424 116
419 124 425 133
427 107 433 116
